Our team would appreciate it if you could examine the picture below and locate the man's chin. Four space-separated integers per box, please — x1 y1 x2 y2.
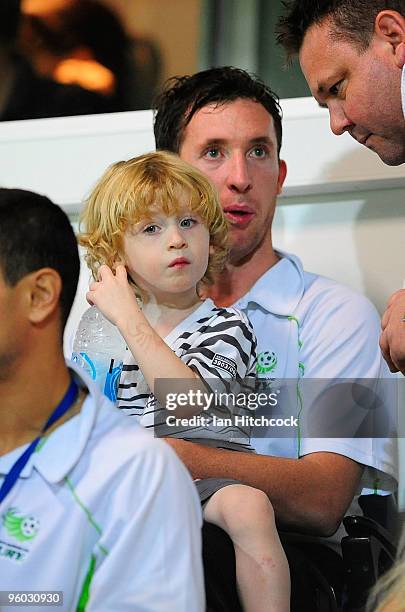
228 243 254 266
378 152 405 166
380 154 405 166
228 244 263 266
370 140 405 166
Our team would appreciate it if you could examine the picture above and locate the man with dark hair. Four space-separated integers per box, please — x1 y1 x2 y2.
277 0 405 167
0 188 204 611
277 2 405 381
155 67 283 156
0 188 80 329
153 66 397 610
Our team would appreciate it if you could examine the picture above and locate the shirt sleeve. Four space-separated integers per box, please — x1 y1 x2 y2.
181 308 257 390
87 438 205 612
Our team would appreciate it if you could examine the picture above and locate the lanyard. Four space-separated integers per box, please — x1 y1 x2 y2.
0 379 79 505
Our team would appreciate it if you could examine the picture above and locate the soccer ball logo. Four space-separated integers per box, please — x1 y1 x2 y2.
3 508 40 542
21 516 40 539
256 351 277 374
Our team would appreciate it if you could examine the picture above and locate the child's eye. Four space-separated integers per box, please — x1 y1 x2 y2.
143 224 159 234
180 217 196 228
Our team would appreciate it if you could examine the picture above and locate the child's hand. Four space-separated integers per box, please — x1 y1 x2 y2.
86 264 140 328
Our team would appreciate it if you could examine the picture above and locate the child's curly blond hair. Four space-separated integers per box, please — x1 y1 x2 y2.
78 151 229 293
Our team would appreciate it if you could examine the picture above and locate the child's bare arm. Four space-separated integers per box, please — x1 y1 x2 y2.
87 264 202 412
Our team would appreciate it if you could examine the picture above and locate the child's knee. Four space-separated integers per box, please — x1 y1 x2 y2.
241 487 275 525
219 485 275 535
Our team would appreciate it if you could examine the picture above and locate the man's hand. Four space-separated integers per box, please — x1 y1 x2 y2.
380 288 405 375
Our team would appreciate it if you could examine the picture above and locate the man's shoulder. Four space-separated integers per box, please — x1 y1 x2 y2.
301 269 372 304
294 270 387 378
88 396 177 466
83 399 201 519
62 369 184 478
299 269 379 325
242 252 377 323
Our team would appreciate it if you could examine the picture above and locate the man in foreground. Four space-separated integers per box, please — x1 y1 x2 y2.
153 66 397 609
0 188 204 611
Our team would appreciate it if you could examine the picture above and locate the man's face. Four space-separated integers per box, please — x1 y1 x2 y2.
179 99 287 265
299 18 405 165
0 269 25 381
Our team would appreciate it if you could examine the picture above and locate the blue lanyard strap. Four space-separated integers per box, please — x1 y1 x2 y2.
0 379 79 505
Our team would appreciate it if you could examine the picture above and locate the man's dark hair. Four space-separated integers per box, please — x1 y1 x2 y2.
277 0 405 57
154 66 283 157
0 188 80 329
0 0 20 46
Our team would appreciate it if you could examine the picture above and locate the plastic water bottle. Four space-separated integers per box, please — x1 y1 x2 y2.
72 306 127 402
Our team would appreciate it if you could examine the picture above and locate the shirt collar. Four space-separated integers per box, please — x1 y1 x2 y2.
0 362 104 483
234 250 306 316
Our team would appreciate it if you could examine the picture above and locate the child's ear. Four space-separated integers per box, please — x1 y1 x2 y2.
209 244 215 256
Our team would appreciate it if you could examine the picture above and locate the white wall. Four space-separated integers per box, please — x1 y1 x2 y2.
273 188 405 311
0 100 404 504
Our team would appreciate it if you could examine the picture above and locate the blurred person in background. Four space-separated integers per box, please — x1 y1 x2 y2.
20 0 162 111
0 0 111 121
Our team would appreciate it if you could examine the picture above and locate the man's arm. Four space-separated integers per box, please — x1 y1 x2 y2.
165 438 363 537
380 288 405 375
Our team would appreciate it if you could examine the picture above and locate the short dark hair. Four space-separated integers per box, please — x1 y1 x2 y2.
0 188 80 329
277 0 405 57
153 66 283 157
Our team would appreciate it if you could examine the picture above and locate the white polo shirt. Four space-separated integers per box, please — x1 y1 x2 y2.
0 364 204 612
233 251 397 531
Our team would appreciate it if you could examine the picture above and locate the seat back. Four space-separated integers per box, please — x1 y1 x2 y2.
341 494 398 611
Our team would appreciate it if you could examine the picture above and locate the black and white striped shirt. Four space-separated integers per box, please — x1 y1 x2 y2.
118 299 257 449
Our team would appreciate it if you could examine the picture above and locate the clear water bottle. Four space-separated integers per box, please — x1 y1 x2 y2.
72 306 127 402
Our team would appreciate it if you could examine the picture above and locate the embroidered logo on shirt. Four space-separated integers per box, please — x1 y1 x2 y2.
0 508 40 562
212 354 237 377
3 508 40 542
256 351 278 374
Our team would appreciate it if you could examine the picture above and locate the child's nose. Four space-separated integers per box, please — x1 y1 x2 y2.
168 227 187 248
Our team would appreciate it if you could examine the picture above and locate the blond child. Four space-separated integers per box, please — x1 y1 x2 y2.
78 151 290 612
